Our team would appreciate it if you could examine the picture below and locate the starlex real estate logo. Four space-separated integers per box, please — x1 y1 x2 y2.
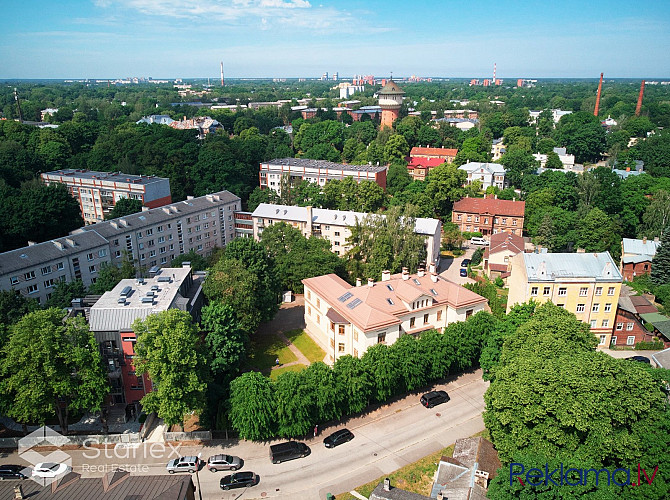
510 462 659 488
18 426 72 486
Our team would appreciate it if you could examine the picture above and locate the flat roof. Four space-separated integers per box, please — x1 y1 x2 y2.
263 158 387 173
42 169 169 185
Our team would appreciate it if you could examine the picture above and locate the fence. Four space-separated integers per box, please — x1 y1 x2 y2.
164 431 212 442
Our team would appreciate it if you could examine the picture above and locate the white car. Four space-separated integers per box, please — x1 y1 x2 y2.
31 462 70 478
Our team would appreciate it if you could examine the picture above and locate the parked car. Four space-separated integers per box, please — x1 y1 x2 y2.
420 390 450 408
269 441 310 464
31 463 70 479
166 456 200 474
220 471 258 490
0 464 28 480
207 454 242 472
323 429 354 449
470 237 489 246
459 268 468 277
460 259 470 267
627 355 651 364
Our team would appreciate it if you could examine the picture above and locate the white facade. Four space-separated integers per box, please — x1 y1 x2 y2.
458 162 509 190
533 147 575 169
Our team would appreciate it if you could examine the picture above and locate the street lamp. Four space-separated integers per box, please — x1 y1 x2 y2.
195 452 203 500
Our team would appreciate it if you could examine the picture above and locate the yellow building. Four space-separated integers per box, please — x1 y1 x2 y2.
507 252 622 347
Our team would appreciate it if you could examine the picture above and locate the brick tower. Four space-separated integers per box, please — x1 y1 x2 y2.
378 79 404 129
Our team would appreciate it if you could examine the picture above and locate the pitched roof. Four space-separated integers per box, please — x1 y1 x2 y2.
370 481 432 500
302 272 487 332
377 80 404 95
488 231 524 255
622 238 661 260
522 252 622 282
652 347 670 368
407 157 445 169
452 197 525 217
410 147 458 157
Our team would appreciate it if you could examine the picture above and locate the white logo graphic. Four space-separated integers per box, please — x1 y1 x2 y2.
18 426 72 486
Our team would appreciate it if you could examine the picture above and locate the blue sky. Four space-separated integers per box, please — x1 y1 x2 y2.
1 0 669 79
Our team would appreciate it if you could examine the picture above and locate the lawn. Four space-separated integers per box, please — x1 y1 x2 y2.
285 329 326 363
247 333 297 371
270 363 306 380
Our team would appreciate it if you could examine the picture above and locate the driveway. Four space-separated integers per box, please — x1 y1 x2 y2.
439 245 477 285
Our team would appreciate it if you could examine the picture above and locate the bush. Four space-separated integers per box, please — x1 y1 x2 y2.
494 276 505 288
471 248 485 266
462 231 483 240
636 340 665 350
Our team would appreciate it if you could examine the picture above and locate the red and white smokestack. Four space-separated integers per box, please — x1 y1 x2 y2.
220 61 224 86
493 63 496 82
594 72 603 116
635 80 645 116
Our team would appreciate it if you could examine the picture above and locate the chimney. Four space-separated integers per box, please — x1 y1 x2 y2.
27 241 36 246
141 206 149 212
402 267 409 280
437 494 444 500
306 206 313 234
643 237 647 244
626 166 631 172
431 272 438 283
654 237 660 242
429 262 436 274
381 270 391 282
13 486 25 500
417 268 425 277
538 261 547 279
367 278 374 287
356 278 362 287
383 478 391 491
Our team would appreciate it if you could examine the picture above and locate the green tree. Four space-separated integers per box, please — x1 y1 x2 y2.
553 111 607 163
274 370 313 437
0 290 38 326
390 334 429 391
361 344 399 402
641 190 670 239
386 163 412 196
424 163 467 216
651 229 670 286
170 249 209 271
228 371 277 440
105 198 143 220
576 207 621 257
304 362 342 423
545 150 563 169
45 279 86 309
498 146 538 187
0 309 107 433
201 302 248 381
247 186 273 212
334 355 371 415
88 257 136 294
383 134 410 163
132 309 209 426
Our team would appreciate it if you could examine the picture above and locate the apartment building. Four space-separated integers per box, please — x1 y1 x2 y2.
0 231 112 305
620 237 661 281
75 191 241 269
251 203 442 265
303 269 487 363
458 162 509 190
452 196 525 238
406 146 459 181
89 265 205 405
259 158 387 195
507 252 623 346
41 169 172 225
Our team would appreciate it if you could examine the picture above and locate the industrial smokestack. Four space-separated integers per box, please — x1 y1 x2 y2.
635 80 645 116
220 61 224 86
493 62 496 83
594 72 603 116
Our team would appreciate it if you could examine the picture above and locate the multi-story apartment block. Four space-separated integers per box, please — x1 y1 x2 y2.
303 269 487 363
0 231 112 305
507 251 623 346
251 203 442 265
458 162 509 191
0 191 240 302
75 191 241 269
620 237 661 281
452 196 525 238
259 158 387 195
41 169 172 225
89 265 205 405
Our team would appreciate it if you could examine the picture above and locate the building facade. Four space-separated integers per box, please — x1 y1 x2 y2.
620 237 661 281
452 196 525 238
303 270 487 363
41 169 172 225
378 80 404 129
458 162 509 190
506 252 623 346
251 203 442 264
259 158 387 195
612 285 666 348
483 231 525 278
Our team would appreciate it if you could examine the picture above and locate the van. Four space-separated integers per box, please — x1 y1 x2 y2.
269 441 310 464
470 237 489 246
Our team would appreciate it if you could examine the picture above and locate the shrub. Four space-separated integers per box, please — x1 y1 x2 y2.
636 340 665 351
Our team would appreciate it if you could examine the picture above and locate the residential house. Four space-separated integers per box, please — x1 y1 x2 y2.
406 146 458 181
169 116 222 138
483 231 525 279
41 169 172 224
490 138 506 161
612 160 644 180
452 196 525 238
136 114 175 126
259 158 387 195
528 109 572 125
458 162 509 190
533 147 576 169
613 285 670 348
507 251 623 346
302 269 487 363
620 237 661 281
431 437 501 500
251 203 442 264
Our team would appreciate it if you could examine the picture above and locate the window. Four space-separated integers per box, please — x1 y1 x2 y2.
353 348 358 357
604 303 611 313
27 284 38 294
316 315 320 324
627 322 634 331
316 298 320 308
410 317 416 328
339 325 345 335
598 335 607 345
456 214 462 221
338 343 345 353
329 338 334 348
590 320 597 328
558 288 567 296
513 219 517 226
307 291 311 300
579 287 588 296
98 249 107 258
89 265 96 273
602 319 609 328
592 303 600 313
41 266 52 275
377 333 386 344
557 304 565 309
44 279 55 288
608 287 615 296
530 287 538 296
595 287 602 296
424 313 429 324
24 271 36 281
576 304 585 313
307 306 311 316
627 336 636 345
543 287 550 296
616 322 624 330
437 310 442 321
611 336 617 345
353 330 358 342
158 236 165 243
334 231 340 236
466 309 474 318
502 218 507 224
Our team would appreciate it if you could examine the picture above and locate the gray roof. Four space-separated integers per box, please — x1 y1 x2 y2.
617 285 639 314
458 162 507 175
136 114 174 125
77 191 240 239
43 169 169 186
523 252 622 282
265 157 387 173
370 481 432 500
622 238 660 260
652 347 670 368
252 204 440 236
0 231 109 276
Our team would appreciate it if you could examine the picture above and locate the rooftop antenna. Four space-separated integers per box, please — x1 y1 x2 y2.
13 88 23 123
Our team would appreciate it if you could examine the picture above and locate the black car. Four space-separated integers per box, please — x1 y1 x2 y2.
461 259 470 267
269 441 310 464
220 471 258 490
420 390 450 408
0 464 28 480
459 268 468 277
627 355 651 364
323 429 354 449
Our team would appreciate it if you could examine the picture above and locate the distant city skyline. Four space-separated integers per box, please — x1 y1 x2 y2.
2 0 669 79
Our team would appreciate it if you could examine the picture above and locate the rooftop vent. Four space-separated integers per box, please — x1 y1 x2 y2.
141 297 154 304
120 286 132 297
157 277 171 283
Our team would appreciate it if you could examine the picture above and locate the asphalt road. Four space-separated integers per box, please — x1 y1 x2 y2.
0 370 489 500
438 245 477 285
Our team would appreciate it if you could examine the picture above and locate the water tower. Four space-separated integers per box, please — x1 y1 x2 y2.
378 79 404 129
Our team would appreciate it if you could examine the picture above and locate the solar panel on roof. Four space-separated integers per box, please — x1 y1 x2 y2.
347 298 362 309
338 292 353 302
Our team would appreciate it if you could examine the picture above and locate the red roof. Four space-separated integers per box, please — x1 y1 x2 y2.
453 197 526 217
410 147 458 158
407 157 445 169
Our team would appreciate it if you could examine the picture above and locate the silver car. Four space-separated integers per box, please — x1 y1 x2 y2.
207 454 243 472
166 456 200 474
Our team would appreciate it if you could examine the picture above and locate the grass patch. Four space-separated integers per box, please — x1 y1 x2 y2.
285 329 326 363
270 363 306 380
247 333 297 371
336 444 455 499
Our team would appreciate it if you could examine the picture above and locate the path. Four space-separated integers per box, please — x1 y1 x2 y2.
271 330 310 371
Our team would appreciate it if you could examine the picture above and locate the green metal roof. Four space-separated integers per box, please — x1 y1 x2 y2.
378 80 404 95
640 312 669 324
